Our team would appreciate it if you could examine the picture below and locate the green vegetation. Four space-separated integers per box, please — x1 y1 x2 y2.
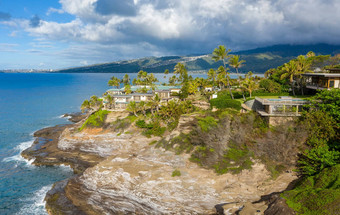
135 119 166 137
282 164 340 215
171 169 181 177
212 145 253 174
79 109 109 131
210 97 242 110
197 116 218 132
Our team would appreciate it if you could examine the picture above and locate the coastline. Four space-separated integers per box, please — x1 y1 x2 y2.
21 110 298 215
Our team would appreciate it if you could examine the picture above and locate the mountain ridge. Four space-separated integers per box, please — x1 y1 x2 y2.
56 44 340 74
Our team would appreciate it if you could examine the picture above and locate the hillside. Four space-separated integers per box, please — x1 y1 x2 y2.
56 44 340 74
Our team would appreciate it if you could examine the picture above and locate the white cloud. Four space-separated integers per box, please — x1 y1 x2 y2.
2 0 340 68
46 7 65 16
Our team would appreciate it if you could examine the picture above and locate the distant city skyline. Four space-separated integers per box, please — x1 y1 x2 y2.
1 0 340 69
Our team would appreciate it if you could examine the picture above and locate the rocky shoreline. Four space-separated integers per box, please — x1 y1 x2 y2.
22 111 297 215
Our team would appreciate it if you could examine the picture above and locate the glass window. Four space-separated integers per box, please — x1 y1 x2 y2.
329 80 334 88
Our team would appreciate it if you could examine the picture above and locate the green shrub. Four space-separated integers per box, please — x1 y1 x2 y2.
210 98 242 110
155 133 193 154
79 109 109 131
197 116 218 132
112 118 131 131
213 145 253 175
298 146 340 176
282 165 340 214
172 169 181 177
136 120 166 137
136 119 153 129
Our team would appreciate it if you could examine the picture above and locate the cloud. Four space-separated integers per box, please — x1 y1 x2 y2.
46 7 65 16
0 43 19 52
29 15 41 28
0 11 11 20
94 0 137 16
3 0 340 68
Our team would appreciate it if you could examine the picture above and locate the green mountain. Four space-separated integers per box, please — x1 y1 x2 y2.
56 44 340 74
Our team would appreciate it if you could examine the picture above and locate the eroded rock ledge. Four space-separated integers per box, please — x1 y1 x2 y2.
22 112 298 215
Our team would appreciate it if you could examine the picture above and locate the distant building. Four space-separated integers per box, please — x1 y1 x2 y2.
302 68 340 90
104 85 181 110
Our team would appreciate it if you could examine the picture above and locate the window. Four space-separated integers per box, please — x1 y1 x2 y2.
329 80 334 88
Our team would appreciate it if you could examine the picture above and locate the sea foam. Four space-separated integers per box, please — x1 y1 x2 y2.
2 140 35 165
16 184 52 215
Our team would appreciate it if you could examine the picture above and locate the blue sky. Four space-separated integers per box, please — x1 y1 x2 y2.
1 0 340 70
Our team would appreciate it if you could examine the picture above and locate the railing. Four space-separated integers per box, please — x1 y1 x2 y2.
255 97 308 105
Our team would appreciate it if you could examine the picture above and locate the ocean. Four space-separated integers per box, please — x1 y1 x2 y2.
0 72 211 214
0 72 251 214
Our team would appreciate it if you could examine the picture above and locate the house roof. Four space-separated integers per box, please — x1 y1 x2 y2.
107 85 181 94
302 73 340 78
131 93 154 96
113 95 132 98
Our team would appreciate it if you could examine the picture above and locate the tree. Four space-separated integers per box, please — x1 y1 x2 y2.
108 76 120 88
212 45 234 99
105 94 114 109
124 84 132 94
216 66 227 90
145 73 158 85
169 75 177 86
127 101 138 117
296 55 312 95
174 63 187 83
147 94 160 115
212 45 231 68
164 69 169 78
138 101 147 116
241 72 259 98
174 63 189 99
281 60 298 96
229 55 245 74
121 74 130 86
81 99 91 112
207 69 217 86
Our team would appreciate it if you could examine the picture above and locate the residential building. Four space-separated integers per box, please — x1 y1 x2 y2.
252 96 309 125
302 68 340 90
104 85 181 110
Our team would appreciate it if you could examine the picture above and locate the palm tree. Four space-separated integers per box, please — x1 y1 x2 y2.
146 73 158 85
81 99 91 112
241 73 259 98
147 94 160 115
216 66 226 90
174 63 189 100
138 101 147 116
229 55 245 74
124 84 132 94
212 45 231 68
127 101 138 117
108 76 120 88
164 69 169 78
121 74 130 86
207 69 217 86
296 55 312 95
174 62 188 83
264 68 276 78
281 60 298 96
212 45 234 99
105 94 114 109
